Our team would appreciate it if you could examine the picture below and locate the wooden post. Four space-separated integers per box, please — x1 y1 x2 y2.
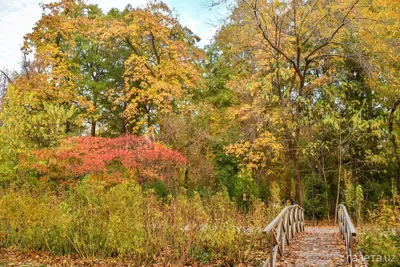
270 230 273 267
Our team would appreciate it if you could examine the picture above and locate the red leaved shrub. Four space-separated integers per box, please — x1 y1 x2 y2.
27 135 187 185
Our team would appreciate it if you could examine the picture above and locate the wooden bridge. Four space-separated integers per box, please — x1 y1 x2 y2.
262 204 365 267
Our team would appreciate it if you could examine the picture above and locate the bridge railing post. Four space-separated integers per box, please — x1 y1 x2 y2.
262 204 305 267
269 230 273 267
338 204 357 267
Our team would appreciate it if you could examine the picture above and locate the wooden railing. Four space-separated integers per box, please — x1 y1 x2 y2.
338 204 357 266
262 204 305 267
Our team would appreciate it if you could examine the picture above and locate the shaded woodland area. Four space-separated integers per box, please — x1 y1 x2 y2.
0 0 399 266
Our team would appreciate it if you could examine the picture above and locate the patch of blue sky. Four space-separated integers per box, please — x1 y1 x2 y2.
0 0 229 72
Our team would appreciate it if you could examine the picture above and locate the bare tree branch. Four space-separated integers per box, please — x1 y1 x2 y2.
249 1 302 78
0 70 12 83
305 0 360 61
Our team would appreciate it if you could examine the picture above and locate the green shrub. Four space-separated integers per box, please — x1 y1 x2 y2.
359 229 400 267
304 176 329 221
143 179 170 199
359 187 400 267
233 171 261 211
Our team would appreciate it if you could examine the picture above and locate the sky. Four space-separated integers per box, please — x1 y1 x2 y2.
0 0 227 72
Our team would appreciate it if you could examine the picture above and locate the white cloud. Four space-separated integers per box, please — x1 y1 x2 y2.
179 11 216 47
0 0 53 71
0 0 151 72
0 0 215 72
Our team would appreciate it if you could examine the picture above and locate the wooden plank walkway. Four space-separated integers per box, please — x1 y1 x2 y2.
275 226 348 266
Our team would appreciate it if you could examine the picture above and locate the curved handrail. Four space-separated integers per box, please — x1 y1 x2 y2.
263 204 305 267
338 204 357 266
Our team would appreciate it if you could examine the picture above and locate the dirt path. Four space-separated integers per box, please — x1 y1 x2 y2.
276 226 348 267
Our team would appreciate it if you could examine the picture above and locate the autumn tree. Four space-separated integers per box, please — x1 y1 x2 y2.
20 0 204 138
0 85 74 183
355 0 400 191
21 0 85 105
211 0 366 206
97 2 204 136
21 0 120 136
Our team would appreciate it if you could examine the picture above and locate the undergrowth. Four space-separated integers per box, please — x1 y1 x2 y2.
0 178 272 265
358 183 400 266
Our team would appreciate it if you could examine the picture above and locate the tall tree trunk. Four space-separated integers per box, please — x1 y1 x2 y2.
317 149 331 225
293 150 304 206
311 169 315 227
292 127 303 206
397 157 400 193
91 91 98 137
284 167 293 201
389 99 400 192
321 162 331 225
65 120 71 134
334 134 342 224
91 117 96 137
284 134 293 201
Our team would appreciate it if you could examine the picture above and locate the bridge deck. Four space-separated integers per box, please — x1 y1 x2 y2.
276 226 348 266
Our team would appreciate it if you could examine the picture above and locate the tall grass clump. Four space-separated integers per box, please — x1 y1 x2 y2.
0 178 270 265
